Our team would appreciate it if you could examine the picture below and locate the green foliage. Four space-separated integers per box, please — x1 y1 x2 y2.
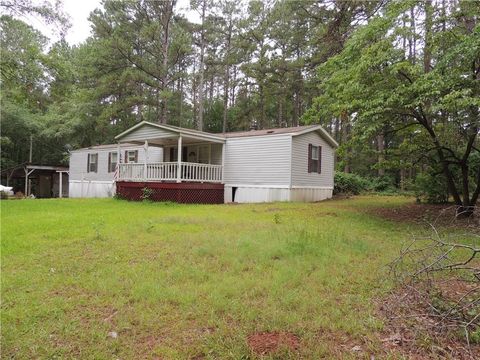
414 172 449 204
305 1 480 207
369 175 396 193
334 172 370 195
141 187 154 201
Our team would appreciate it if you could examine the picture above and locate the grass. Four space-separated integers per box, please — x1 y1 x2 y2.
1 196 417 359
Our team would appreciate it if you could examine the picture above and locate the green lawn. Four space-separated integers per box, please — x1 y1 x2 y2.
1 196 416 359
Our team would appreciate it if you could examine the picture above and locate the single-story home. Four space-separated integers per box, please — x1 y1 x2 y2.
69 122 338 203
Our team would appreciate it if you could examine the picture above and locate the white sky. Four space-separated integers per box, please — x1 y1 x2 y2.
26 0 199 45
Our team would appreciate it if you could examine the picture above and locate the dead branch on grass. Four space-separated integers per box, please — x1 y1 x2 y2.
386 206 480 357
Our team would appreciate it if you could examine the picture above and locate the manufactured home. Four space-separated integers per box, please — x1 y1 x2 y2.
69 122 338 203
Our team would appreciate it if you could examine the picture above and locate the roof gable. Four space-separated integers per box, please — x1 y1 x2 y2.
115 121 225 143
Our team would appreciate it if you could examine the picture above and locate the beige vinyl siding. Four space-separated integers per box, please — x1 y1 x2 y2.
224 135 291 186
69 146 162 181
119 124 176 142
291 131 334 188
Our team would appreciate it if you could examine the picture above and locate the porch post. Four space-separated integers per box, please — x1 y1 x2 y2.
116 143 121 181
24 166 28 196
24 167 35 196
59 171 63 198
177 135 182 183
221 142 225 184
144 140 148 181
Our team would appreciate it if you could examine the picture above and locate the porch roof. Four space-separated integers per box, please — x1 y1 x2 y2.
115 121 225 145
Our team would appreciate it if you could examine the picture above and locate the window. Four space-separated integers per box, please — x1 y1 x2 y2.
169 147 178 162
124 150 138 163
108 152 118 173
308 144 322 174
87 153 98 173
169 147 187 162
198 145 209 164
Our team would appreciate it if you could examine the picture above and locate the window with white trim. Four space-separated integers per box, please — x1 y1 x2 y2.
126 150 138 163
108 152 118 172
308 144 322 174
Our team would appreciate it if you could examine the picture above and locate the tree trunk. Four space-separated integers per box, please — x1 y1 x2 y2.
223 65 229 132
377 133 385 176
197 0 206 131
223 19 232 133
159 0 175 124
341 111 350 173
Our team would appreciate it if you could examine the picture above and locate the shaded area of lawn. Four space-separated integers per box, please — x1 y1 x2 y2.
2 196 414 359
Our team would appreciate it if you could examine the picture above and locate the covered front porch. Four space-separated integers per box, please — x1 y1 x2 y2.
114 122 226 203
115 122 225 184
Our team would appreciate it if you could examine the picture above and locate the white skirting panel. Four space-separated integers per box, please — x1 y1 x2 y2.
224 186 333 203
289 187 333 202
69 181 115 198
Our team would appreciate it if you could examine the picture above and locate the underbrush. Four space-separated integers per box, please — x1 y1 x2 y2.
383 214 480 359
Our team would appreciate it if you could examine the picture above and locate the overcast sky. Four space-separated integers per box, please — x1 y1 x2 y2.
29 0 199 45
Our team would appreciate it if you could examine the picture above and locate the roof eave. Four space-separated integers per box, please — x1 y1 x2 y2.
292 125 339 148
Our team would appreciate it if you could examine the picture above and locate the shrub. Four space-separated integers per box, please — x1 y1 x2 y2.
414 172 449 203
141 187 154 201
334 171 370 195
368 175 396 192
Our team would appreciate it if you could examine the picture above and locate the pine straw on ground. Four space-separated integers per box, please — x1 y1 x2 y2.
378 280 480 360
366 202 480 229
246 331 300 356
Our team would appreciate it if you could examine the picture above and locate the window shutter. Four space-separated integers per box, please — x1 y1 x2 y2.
125 150 128 163
317 146 322 174
308 144 312 173
87 153 90 173
108 153 112 173
170 148 174 161
134 150 138 163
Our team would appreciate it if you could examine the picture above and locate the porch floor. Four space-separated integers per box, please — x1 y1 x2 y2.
116 181 224 204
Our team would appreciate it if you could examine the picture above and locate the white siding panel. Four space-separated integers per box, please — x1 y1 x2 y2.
224 135 291 186
69 146 163 182
291 132 335 188
120 124 176 142
210 144 223 165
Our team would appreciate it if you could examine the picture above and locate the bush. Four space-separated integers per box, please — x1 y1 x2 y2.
141 187 154 201
334 172 370 195
414 172 449 203
368 175 396 192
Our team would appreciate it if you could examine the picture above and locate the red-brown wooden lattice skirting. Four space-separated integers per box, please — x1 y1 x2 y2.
116 181 224 204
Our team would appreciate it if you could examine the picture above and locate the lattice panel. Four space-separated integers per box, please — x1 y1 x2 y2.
116 182 224 204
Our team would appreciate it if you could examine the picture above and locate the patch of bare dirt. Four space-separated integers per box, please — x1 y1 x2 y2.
246 331 300 356
378 281 480 360
367 203 480 228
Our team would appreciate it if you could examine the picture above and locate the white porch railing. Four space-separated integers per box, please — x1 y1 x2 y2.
118 162 222 183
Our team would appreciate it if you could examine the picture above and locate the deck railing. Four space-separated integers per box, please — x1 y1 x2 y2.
118 162 222 183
